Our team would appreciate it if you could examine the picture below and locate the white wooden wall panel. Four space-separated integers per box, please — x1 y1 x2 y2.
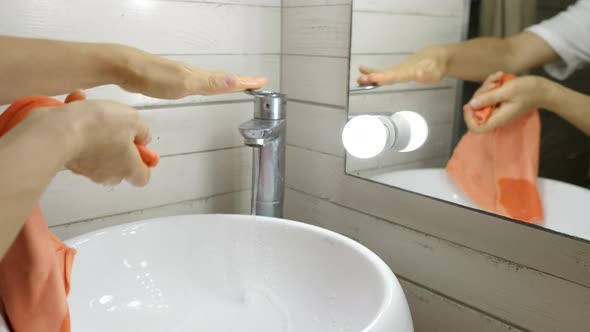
286 102 346 157
351 13 464 54
353 0 466 17
283 0 350 7
0 1 280 55
41 147 251 227
50 191 250 240
140 103 252 156
284 188 590 331
399 279 522 332
282 56 348 106
282 5 351 57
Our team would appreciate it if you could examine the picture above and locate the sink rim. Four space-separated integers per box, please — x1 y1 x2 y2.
64 213 400 332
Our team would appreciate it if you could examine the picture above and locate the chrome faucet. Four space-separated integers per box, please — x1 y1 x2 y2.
239 91 287 218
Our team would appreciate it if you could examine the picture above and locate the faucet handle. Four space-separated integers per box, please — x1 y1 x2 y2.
244 90 287 120
244 90 285 98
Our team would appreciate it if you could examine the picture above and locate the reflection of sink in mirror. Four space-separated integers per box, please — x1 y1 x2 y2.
63 214 414 332
368 169 590 240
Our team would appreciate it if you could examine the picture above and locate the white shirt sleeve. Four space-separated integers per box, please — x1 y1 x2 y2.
525 0 590 80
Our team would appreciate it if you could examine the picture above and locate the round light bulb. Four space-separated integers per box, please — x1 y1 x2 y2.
342 115 389 159
392 111 429 152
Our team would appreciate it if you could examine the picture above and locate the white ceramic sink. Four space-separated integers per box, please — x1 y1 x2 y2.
61 214 413 332
370 168 590 240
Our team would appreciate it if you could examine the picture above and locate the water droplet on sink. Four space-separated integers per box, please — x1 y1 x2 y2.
98 295 113 305
127 300 142 308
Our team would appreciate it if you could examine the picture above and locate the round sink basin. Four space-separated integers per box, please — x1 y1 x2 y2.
63 214 414 332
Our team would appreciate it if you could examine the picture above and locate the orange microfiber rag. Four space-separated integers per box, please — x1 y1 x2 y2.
446 74 544 223
0 90 159 332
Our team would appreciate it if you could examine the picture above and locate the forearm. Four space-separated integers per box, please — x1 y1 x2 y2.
441 32 559 82
0 108 79 257
0 35 130 105
442 38 516 82
542 80 590 136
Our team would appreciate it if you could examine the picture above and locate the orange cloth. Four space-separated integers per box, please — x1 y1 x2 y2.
446 74 544 223
0 90 159 331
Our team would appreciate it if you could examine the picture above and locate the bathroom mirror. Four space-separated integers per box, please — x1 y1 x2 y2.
346 0 590 240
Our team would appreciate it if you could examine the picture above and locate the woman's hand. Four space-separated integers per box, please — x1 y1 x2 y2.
40 100 153 186
463 72 550 133
117 46 268 98
357 46 449 86
0 36 269 105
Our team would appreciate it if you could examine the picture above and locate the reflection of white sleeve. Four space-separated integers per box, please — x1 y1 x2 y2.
525 0 590 80
0 316 9 332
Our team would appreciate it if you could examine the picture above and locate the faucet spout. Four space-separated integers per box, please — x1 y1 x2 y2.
239 91 287 218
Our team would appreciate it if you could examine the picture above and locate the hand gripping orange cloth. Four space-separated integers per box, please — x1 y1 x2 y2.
446 74 544 223
0 90 159 332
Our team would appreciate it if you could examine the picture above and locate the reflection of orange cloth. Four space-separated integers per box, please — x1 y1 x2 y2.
446 74 544 223
0 90 159 331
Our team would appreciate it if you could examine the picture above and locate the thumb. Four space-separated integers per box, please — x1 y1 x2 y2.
467 84 512 110
126 146 151 187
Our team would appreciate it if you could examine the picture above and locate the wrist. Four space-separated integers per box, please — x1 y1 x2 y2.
30 106 87 164
92 43 137 87
418 45 452 77
538 77 566 113
421 44 452 62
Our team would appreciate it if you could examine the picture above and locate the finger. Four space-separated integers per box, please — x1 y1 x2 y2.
472 71 505 98
357 74 373 86
473 82 499 97
462 106 486 134
133 117 152 146
359 65 380 75
481 104 522 131
200 73 267 95
103 177 124 187
467 84 512 109
235 75 268 91
367 69 414 85
125 146 151 187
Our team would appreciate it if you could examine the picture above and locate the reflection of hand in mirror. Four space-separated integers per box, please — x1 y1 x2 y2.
357 46 449 86
463 72 551 134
